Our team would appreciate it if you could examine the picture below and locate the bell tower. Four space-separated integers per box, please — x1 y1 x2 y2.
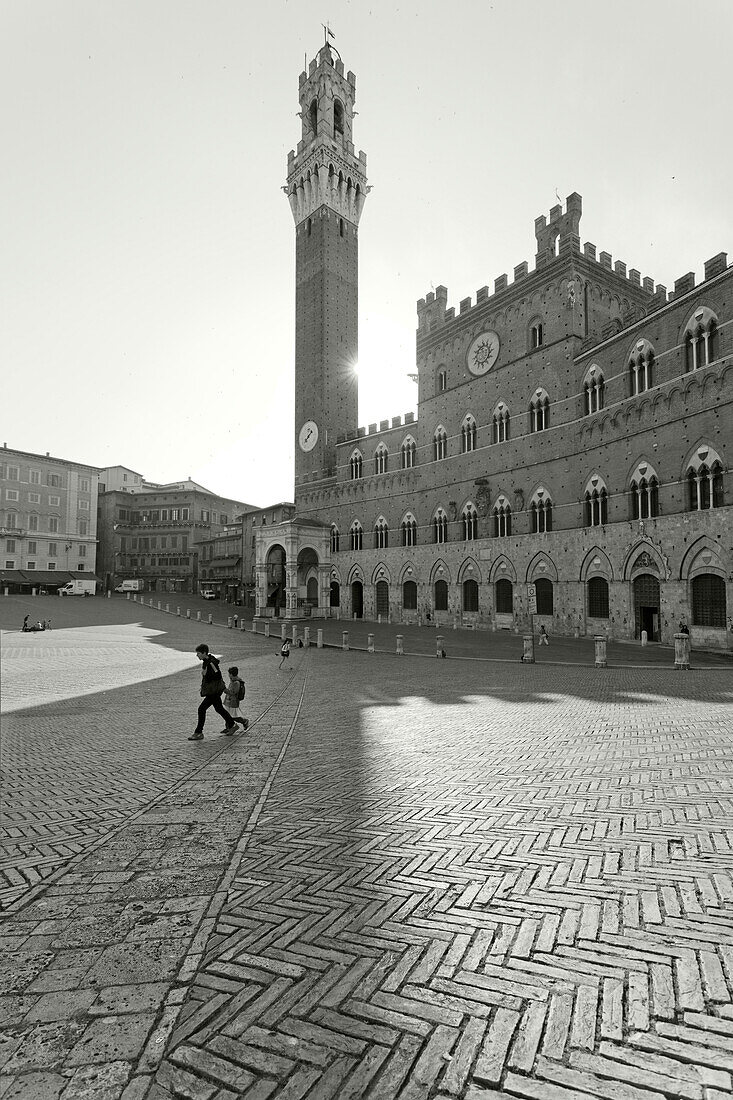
285 42 369 493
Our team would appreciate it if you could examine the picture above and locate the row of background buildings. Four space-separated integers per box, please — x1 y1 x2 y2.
0 446 293 606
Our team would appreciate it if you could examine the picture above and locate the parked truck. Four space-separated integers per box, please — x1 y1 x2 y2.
58 579 96 597
114 579 144 593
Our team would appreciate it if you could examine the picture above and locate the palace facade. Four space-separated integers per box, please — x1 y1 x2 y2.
255 42 732 649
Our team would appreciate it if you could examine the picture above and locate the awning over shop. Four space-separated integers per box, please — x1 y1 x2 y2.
211 558 241 571
69 572 101 582
0 570 28 584
19 570 72 585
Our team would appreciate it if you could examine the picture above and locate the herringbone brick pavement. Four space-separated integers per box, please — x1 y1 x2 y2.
143 653 733 1099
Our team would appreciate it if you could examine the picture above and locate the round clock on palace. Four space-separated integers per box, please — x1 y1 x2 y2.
298 420 319 452
466 330 500 376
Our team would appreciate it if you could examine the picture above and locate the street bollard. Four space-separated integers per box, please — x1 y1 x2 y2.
281 622 287 641
292 626 298 645
378 614 382 625
186 609 191 619
132 594 136 602
251 620 257 632
367 632 374 653
149 598 153 607
3 587 8 596
32 588 37 597
157 601 161 610
674 632 691 670
196 610 201 622
264 623 270 637
342 631 349 650
126 593 130 601
240 618 246 631
317 629 323 648
208 613 213 625
107 591 111 599
641 629 648 647
594 635 608 668
522 635 535 663
304 626 310 647
165 602 170 613
436 635 444 658
227 617 232 629
396 635 404 655
176 606 180 617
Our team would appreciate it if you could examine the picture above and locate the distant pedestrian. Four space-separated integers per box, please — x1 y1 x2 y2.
278 638 291 669
223 666 249 733
538 625 550 646
188 643 236 741
22 615 29 632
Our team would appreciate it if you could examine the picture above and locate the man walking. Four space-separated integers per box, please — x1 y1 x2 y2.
188 643 237 740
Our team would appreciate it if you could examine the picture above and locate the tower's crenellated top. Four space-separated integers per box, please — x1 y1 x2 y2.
284 42 369 228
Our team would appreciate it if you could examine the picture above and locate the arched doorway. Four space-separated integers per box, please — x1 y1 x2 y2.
330 581 340 608
402 580 417 610
266 544 286 616
375 579 389 618
297 547 319 615
351 580 364 619
306 576 318 607
633 574 660 640
463 579 479 612
434 579 448 611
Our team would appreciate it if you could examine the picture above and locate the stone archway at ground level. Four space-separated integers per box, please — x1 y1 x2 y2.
633 573 660 640
351 580 364 618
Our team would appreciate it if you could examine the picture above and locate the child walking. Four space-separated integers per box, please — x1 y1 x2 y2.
223 666 249 734
278 638 291 670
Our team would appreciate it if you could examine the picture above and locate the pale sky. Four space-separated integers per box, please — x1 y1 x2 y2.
3 0 732 507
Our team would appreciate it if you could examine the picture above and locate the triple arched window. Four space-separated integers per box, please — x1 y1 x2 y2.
374 517 389 549
493 403 510 443
583 366 605 415
630 462 660 519
461 415 477 453
687 446 724 511
493 496 512 537
433 508 448 544
401 514 418 547
462 503 478 541
349 521 363 551
530 488 552 533
685 307 718 371
374 445 388 475
530 390 550 432
401 437 417 469
584 476 608 527
433 427 447 461
349 450 363 480
629 339 654 395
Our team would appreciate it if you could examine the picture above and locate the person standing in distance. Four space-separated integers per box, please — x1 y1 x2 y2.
189 643 237 740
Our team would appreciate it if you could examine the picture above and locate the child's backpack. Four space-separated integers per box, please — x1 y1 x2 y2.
236 678 246 702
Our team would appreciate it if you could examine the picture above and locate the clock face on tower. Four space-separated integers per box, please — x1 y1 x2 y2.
466 330 501 376
298 420 319 452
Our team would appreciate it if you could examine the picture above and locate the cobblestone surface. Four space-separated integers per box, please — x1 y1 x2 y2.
1 597 733 1098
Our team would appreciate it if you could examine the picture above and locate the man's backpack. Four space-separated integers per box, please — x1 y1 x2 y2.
237 678 246 702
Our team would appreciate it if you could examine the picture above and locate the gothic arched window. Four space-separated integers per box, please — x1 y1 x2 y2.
349 521 363 551
349 450 363 480
685 307 718 372
529 488 552 533
493 497 511 538
493 403 510 444
628 339 654 395
461 415 477 453
584 476 609 527
433 508 448 544
401 437 417 469
686 446 724 511
374 445 388 475
433 427 447 461
530 390 550 432
461 503 478 541
630 462 660 519
374 517 389 549
401 514 418 547
583 366 605 415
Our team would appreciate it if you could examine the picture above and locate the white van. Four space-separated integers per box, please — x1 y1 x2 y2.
114 580 144 593
59 580 96 597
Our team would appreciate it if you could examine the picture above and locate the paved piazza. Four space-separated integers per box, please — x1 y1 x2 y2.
2 598 733 1099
